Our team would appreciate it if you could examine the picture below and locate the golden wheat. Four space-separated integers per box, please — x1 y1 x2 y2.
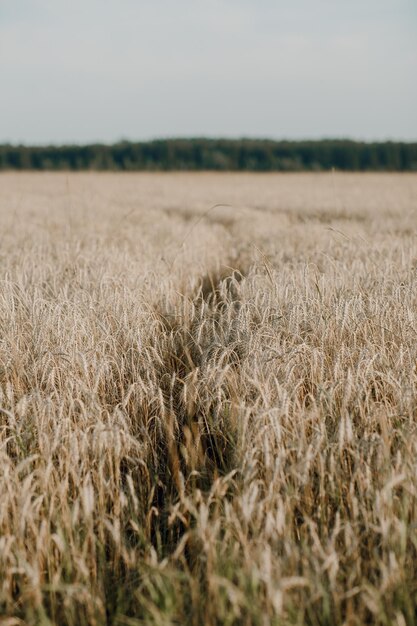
0 172 417 625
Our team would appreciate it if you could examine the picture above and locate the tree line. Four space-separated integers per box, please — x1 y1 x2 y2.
1 139 416 171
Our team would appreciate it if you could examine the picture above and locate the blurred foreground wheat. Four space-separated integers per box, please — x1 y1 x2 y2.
1 172 417 625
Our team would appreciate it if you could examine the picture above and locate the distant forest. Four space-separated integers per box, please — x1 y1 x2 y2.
1 139 417 171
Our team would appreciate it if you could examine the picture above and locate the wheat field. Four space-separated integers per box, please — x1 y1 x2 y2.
1 172 417 626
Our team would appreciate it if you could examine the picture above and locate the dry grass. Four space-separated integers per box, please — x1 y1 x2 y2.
1 172 417 626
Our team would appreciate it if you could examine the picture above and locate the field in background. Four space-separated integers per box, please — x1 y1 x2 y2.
1 172 417 625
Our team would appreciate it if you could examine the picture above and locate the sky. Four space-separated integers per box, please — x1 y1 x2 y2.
0 0 416 145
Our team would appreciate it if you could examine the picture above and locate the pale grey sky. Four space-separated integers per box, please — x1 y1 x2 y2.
1 0 416 144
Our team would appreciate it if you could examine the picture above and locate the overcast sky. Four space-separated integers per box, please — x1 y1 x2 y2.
1 0 416 145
